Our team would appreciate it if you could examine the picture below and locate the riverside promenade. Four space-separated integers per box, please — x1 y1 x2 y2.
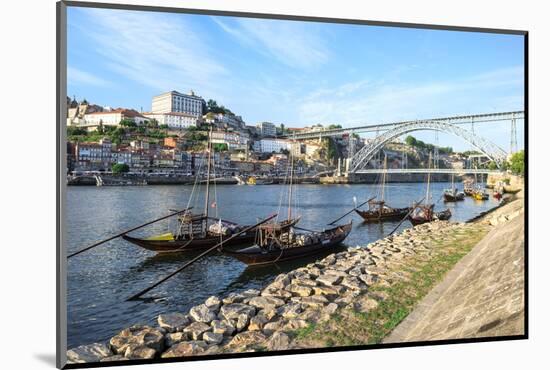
385 192 525 342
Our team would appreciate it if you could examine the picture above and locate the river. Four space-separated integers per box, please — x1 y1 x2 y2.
66 182 500 348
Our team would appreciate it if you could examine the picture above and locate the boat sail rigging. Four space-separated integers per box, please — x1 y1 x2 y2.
223 142 351 265
409 152 452 225
354 155 410 223
122 126 259 253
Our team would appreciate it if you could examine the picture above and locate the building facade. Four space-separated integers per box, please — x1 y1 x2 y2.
143 112 199 129
211 130 249 150
84 109 149 126
151 90 205 117
257 122 276 137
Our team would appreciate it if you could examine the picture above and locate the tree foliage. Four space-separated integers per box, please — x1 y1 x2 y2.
213 143 228 152
112 163 130 174
509 150 524 175
404 135 453 154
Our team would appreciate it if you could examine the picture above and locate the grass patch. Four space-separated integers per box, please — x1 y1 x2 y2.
291 224 490 347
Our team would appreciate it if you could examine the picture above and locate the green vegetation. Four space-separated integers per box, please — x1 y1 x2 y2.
111 163 130 174
461 150 482 156
67 118 169 145
509 150 524 175
206 99 232 115
327 124 343 130
405 135 453 154
291 225 490 346
213 143 228 152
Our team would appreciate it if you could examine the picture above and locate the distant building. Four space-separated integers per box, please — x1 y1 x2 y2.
66 98 104 126
152 90 205 117
143 112 199 129
211 130 249 150
84 108 149 126
254 138 300 156
75 138 113 170
257 122 276 137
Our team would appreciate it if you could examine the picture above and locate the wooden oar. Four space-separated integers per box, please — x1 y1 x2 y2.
67 207 193 259
327 196 375 225
387 197 425 237
126 213 278 301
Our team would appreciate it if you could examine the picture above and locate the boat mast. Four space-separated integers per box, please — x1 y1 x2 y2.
452 173 455 193
381 155 388 202
426 152 432 204
288 148 294 220
203 126 213 221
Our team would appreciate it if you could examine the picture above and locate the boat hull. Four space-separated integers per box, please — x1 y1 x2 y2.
443 192 465 202
409 208 451 225
122 230 257 253
354 207 410 223
223 223 352 266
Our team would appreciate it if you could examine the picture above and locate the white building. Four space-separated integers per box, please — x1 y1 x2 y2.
143 112 199 129
255 138 300 155
211 131 249 150
257 122 277 137
84 109 149 126
152 90 205 117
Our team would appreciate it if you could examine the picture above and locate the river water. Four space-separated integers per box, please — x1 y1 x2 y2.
66 182 500 348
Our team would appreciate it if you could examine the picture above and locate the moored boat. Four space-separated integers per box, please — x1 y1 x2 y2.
409 152 451 225
355 201 410 222
443 174 465 202
223 221 352 266
355 155 410 222
122 127 258 253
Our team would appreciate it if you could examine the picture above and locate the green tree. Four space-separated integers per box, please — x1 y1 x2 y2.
119 118 137 128
112 163 130 174
488 161 498 170
509 150 524 175
213 143 228 152
405 135 417 146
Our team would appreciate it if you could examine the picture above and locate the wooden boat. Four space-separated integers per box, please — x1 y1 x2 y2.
122 214 257 253
223 141 351 266
409 152 451 225
355 155 410 222
443 174 465 202
223 221 352 266
122 128 257 253
355 201 410 222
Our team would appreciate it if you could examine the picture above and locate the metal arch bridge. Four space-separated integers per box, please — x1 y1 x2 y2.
285 111 523 139
353 168 501 175
349 119 509 172
285 111 523 173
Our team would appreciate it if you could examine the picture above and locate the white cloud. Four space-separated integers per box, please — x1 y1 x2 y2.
67 66 110 87
72 8 228 99
297 66 525 125
213 17 329 69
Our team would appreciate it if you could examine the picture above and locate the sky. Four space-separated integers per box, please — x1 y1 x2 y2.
67 6 525 152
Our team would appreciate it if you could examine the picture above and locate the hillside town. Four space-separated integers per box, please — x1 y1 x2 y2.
66 89 469 180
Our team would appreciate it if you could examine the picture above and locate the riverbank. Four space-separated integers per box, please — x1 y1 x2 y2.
66 194 523 364
68 173 461 186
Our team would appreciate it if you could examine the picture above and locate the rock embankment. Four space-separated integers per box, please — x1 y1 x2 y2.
67 218 487 364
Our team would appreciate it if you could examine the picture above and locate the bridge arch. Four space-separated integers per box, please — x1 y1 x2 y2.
349 120 508 173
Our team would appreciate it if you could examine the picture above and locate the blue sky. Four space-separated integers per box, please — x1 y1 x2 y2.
67 6 525 151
